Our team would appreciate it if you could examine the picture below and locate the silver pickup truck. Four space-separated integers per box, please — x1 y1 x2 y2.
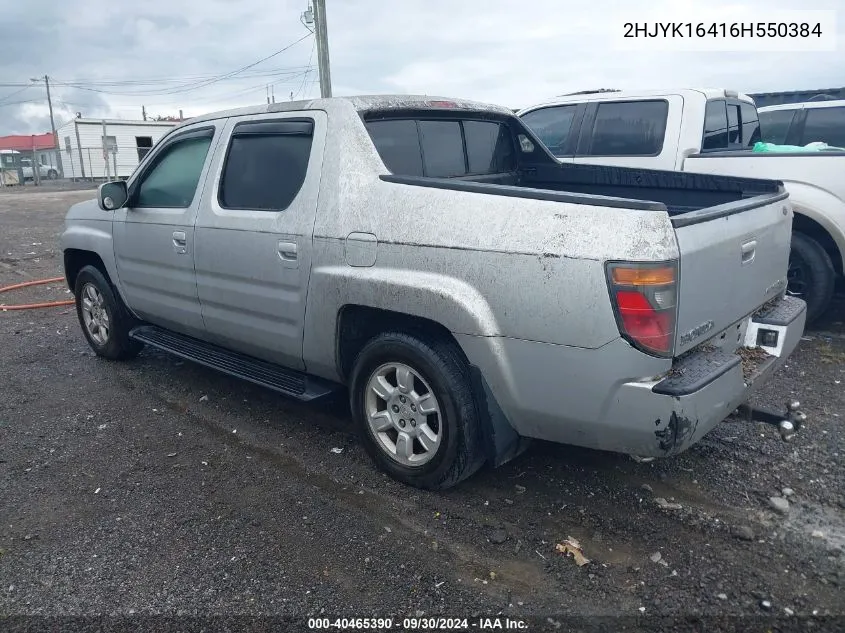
61 95 806 489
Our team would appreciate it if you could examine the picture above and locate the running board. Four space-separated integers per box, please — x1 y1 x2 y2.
129 325 338 402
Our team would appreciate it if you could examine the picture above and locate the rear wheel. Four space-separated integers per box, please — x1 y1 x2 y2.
74 265 143 360
47 169 58 180
350 331 485 490
788 232 835 324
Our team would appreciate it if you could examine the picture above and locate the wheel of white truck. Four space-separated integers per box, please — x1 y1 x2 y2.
788 232 835 324
350 331 485 490
47 169 58 180
74 265 143 361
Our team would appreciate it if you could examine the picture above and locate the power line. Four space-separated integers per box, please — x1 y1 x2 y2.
50 65 313 87
0 84 33 106
292 39 317 100
51 33 313 97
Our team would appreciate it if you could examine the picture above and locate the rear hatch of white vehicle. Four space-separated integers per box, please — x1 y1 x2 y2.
671 191 792 355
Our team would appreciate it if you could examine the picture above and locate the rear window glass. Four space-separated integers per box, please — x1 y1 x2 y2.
702 99 760 150
366 118 515 177
800 107 845 147
702 100 728 150
419 121 465 177
740 102 761 147
759 109 797 144
583 100 668 156
727 104 740 144
519 105 578 155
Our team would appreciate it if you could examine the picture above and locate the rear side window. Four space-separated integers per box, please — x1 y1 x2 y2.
759 109 797 144
366 118 515 177
219 121 314 211
519 105 578 155
582 100 668 156
800 107 845 147
464 121 515 173
367 119 424 176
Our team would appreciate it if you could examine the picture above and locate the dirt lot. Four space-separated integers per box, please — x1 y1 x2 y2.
1 188 844 632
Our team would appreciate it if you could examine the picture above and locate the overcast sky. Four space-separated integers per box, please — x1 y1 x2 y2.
0 0 842 135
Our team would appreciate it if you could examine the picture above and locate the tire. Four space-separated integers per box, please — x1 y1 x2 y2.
74 265 143 360
788 232 835 324
47 169 58 180
350 331 485 490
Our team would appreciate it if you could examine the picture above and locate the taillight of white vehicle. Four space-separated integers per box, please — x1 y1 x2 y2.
606 261 678 358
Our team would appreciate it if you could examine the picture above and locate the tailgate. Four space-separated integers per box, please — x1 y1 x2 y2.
672 191 792 356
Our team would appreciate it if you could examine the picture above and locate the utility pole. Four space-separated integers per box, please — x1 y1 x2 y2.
33 76 65 179
271 85 276 103
312 0 332 97
142 105 147 121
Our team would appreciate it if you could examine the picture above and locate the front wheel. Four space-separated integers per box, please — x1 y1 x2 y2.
74 265 142 360
350 332 485 490
788 232 835 324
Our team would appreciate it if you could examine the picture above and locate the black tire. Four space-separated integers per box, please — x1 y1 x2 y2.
350 331 485 490
788 232 835 324
47 170 58 180
74 265 143 360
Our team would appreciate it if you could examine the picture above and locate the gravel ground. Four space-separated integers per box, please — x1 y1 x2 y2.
1 189 844 632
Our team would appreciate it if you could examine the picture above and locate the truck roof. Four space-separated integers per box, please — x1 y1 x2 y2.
178 95 514 130
518 88 754 114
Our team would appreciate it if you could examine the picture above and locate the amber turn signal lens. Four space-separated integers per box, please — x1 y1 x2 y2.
611 266 676 286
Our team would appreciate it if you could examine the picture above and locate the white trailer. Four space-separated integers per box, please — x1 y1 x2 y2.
57 118 177 180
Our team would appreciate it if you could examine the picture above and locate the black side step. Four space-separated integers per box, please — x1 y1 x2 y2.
129 325 338 402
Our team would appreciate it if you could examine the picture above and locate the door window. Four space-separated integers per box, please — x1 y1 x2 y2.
581 100 668 156
759 109 797 144
219 123 314 211
135 134 213 208
800 106 845 147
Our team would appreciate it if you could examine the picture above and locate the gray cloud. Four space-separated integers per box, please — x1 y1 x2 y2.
1 0 843 134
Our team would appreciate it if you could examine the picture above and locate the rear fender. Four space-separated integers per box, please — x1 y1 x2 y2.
303 266 500 382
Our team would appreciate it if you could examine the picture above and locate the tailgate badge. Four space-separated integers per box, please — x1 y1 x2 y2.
679 320 714 346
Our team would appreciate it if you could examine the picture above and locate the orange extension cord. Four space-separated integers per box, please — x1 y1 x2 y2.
0 277 75 311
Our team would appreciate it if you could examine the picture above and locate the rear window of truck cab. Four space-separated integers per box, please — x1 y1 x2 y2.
364 116 516 177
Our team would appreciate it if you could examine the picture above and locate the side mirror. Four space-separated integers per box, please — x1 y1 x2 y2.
97 180 128 211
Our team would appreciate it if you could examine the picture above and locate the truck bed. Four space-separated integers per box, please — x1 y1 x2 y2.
518 161 782 216
381 158 786 225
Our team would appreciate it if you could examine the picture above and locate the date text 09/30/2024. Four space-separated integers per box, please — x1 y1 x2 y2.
307 617 528 630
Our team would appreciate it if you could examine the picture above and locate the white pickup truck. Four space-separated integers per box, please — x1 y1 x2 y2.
518 89 845 323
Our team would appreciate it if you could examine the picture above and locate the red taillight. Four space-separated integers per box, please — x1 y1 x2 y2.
607 262 678 357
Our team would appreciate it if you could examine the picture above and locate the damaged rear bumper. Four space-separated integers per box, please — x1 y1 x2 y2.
607 295 807 457
455 295 806 460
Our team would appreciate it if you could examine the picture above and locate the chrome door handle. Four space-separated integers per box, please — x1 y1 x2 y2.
172 231 187 254
741 239 757 265
277 241 298 261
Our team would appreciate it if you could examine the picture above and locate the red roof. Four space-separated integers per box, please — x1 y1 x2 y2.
0 133 56 151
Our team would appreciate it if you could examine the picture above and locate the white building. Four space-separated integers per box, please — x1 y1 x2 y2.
56 118 178 180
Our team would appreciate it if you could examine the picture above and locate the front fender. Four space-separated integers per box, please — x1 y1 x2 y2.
782 180 845 270
60 220 119 287
302 265 501 381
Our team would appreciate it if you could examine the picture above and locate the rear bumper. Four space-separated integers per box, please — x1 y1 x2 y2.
457 295 806 458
